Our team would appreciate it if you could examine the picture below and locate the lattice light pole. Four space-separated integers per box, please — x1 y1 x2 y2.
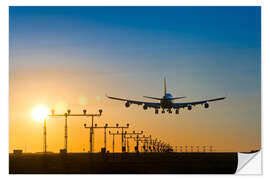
131 131 144 153
159 142 165 152
123 131 145 152
203 146 206 152
108 131 119 153
85 123 130 153
156 140 162 152
152 139 159 152
210 146 213 152
143 136 151 152
134 135 151 152
48 109 102 153
43 118 47 153
126 135 134 152
148 135 155 152
152 141 172 152
119 124 130 152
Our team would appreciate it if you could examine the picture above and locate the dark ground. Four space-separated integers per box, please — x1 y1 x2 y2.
9 152 238 174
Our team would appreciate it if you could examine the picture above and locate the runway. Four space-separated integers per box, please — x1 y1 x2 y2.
9 152 238 174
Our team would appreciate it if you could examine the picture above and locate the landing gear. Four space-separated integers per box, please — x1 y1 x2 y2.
168 109 172 114
204 103 209 108
161 109 165 114
155 109 159 114
176 109 179 114
143 105 148 110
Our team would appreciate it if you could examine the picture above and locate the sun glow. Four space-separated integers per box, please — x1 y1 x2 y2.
32 105 49 121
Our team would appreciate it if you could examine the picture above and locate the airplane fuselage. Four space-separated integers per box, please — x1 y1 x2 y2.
160 93 174 109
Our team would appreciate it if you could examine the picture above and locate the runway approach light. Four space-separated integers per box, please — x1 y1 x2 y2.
99 109 103 115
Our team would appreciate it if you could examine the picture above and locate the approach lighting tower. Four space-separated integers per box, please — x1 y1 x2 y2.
49 109 102 153
84 123 129 153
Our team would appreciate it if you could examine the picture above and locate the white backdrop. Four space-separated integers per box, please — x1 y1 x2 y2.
0 0 267 179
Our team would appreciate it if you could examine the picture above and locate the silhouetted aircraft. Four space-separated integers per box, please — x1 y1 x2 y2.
106 77 225 114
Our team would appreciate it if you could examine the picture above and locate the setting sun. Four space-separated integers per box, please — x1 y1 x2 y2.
31 105 49 121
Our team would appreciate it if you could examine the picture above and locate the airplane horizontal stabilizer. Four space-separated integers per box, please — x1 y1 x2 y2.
143 96 162 100
168 96 186 100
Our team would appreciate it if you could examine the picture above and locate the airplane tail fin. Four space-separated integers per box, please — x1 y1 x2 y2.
164 77 166 96
143 96 162 100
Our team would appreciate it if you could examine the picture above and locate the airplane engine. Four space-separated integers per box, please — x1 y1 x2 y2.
125 102 130 108
188 105 192 110
143 105 148 110
204 103 209 108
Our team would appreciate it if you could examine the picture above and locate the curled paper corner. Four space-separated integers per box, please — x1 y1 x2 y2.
236 150 262 175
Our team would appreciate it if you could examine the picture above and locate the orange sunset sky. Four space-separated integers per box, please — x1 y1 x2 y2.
9 6 261 153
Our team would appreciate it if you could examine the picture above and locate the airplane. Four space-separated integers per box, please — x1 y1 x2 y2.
106 77 226 114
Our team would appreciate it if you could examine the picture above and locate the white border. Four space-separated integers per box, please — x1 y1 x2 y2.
0 0 9 178
8 0 263 6
1 0 267 179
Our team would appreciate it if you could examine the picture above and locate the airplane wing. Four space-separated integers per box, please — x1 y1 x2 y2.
173 97 226 109
144 102 161 108
106 95 160 108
